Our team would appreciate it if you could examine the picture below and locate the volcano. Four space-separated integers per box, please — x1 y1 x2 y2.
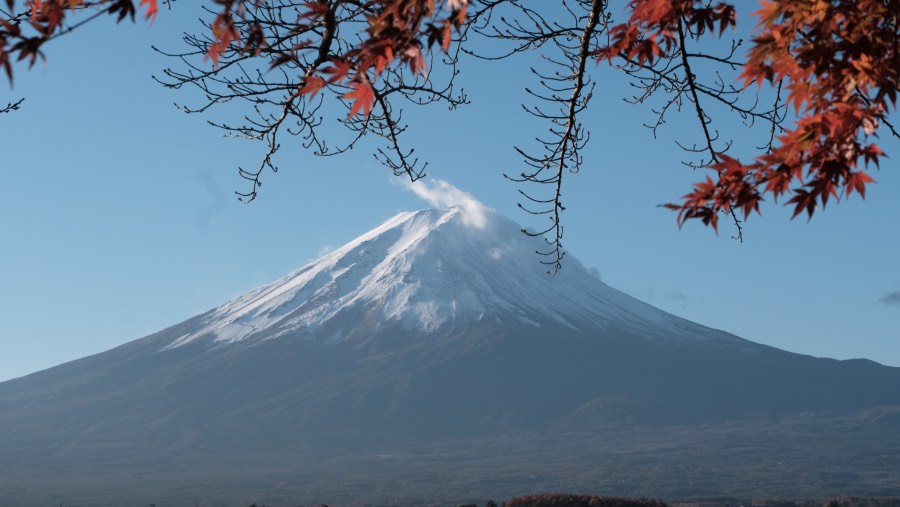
2 205 899 505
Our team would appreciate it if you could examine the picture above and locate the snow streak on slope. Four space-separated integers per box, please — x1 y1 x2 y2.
165 206 740 350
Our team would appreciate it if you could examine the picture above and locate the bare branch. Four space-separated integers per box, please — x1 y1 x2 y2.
0 97 23 114
497 0 606 275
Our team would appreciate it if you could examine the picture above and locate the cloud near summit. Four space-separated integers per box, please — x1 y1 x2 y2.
403 178 490 228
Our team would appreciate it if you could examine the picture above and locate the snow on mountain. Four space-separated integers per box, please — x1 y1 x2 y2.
5 182 900 507
165 205 742 350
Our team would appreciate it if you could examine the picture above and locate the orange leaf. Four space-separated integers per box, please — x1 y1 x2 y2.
344 81 375 117
139 0 157 22
322 58 352 83
299 76 326 98
846 171 875 198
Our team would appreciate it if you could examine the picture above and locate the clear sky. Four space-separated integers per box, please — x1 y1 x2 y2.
0 3 897 382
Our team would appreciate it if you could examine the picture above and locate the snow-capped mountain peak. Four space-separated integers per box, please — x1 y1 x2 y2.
164 206 728 350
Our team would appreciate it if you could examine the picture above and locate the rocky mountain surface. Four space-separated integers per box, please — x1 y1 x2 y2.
2 206 898 505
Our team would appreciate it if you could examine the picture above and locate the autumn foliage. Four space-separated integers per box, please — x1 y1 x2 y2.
505 494 667 507
1 0 897 248
0 0 158 79
1 0 462 113
597 0 897 230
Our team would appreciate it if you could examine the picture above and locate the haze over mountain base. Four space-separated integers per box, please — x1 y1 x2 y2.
3 414 899 506
2 204 898 506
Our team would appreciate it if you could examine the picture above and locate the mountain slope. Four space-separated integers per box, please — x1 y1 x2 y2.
1 205 899 503
161 207 747 350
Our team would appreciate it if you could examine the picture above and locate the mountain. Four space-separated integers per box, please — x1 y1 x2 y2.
163 206 726 348
1 205 899 505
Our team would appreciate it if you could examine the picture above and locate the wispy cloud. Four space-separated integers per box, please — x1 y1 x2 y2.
401 178 490 228
317 244 335 257
878 290 900 306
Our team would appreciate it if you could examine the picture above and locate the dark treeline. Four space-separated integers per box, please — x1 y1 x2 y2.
506 494 668 507
246 496 900 507
674 496 900 507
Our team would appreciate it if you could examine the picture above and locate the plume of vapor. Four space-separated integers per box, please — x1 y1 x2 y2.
402 178 490 229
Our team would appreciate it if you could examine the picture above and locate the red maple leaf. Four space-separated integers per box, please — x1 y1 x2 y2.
344 81 375 117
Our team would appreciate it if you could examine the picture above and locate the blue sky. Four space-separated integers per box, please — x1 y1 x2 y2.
0 3 897 382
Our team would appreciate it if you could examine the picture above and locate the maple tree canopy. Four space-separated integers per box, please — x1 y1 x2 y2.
1 0 897 273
